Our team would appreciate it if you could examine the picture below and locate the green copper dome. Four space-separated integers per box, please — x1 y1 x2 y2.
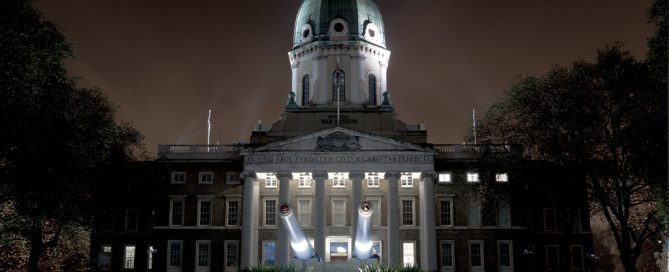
293 0 386 49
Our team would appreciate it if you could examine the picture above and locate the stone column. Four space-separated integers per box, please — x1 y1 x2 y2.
312 171 328 260
240 171 258 267
384 171 401 266
276 171 293 265
420 171 438 271
349 171 365 241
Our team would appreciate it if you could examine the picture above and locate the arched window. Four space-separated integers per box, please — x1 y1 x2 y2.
332 68 345 101
368 74 377 105
302 75 310 105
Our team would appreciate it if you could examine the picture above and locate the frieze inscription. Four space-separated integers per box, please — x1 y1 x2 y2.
244 153 433 164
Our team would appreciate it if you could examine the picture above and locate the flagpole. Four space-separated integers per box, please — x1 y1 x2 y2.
472 109 477 145
207 109 212 145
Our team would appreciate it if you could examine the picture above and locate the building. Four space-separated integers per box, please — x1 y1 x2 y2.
90 0 593 271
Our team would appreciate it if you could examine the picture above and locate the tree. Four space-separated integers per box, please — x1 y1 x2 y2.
0 0 144 271
477 44 666 271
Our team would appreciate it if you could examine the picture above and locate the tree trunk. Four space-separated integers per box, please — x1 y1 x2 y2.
27 224 44 272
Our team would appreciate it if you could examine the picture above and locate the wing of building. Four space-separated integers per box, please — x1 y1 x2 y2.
90 0 593 271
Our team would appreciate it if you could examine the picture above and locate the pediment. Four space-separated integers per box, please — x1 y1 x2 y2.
244 127 434 154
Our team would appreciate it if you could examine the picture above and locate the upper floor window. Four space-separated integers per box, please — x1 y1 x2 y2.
497 199 511 227
171 171 186 184
332 173 346 188
368 74 377 105
264 174 277 188
366 172 380 188
170 198 185 226
544 208 558 232
124 245 136 269
302 75 310 106
496 173 509 183
125 208 138 231
401 198 415 225
400 173 414 188
467 197 482 226
298 173 312 188
199 171 214 184
196 240 211 269
467 172 480 183
226 199 240 226
439 199 453 226
226 172 241 184
264 199 277 226
332 68 345 101
438 172 452 183
332 199 346 226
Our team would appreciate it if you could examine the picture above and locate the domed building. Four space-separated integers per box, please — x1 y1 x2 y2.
90 1 593 271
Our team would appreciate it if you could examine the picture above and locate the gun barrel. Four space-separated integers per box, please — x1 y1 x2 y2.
354 201 374 260
279 204 315 261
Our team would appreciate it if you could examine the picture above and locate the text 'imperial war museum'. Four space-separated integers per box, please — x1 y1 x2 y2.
90 1 593 271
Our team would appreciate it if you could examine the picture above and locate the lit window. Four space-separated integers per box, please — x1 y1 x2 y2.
125 208 138 231
196 240 211 269
124 245 136 269
198 199 212 226
225 241 239 270
226 200 240 226
497 199 511 227
498 241 513 271
366 197 381 226
544 208 558 232
466 172 479 182
372 241 382 260
101 245 112 253
226 172 241 184
264 199 277 226
368 74 377 105
400 173 414 187
298 173 312 188
467 197 481 226
332 68 345 101
496 173 508 182
570 245 584 271
264 174 277 188
438 173 452 183
332 173 346 188
469 241 484 270
439 199 453 226
302 75 310 105
332 199 346 226
168 240 182 268
199 171 214 184
440 240 454 270
171 172 186 184
401 199 415 225
263 241 276 265
366 173 380 188
546 245 560 271
298 199 312 226
402 242 415 267
170 198 184 226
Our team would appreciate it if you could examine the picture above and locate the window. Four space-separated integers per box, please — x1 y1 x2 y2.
226 172 241 184
263 241 277 265
544 208 558 232
302 75 310 105
467 197 481 226
332 173 346 188
438 172 452 183
366 172 380 188
439 199 453 226
147 245 155 270
264 199 277 226
199 171 214 184
298 173 312 188
102 245 112 253
124 245 136 269
570 209 582 232
264 174 277 188
469 240 484 271
401 198 415 225
546 245 560 271
196 240 211 270
372 241 382 260
402 242 415 267
225 241 239 271
170 198 184 226
466 172 479 182
125 208 138 231
570 245 584 271
198 198 212 226
102 208 113 231
497 199 511 227
440 240 455 271
99 245 112 271
332 68 345 101
227 199 240 226
400 173 414 187
368 74 376 105
366 197 381 226
498 240 513 271
171 171 186 184
496 173 509 182
168 240 182 268
332 199 346 226
297 199 312 226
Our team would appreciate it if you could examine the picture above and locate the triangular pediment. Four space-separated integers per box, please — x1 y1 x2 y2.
244 127 434 154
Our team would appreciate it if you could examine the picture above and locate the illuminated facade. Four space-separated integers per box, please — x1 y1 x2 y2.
90 1 593 271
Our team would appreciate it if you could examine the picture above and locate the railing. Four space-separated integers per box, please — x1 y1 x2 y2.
432 144 512 154
158 145 244 159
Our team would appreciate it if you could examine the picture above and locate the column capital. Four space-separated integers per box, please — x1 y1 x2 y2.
421 171 438 181
276 170 293 180
240 171 256 180
312 170 328 180
348 170 365 180
384 170 401 180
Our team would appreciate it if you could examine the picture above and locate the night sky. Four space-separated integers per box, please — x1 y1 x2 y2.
35 0 654 154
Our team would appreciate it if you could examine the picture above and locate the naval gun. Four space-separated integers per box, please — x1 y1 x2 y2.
279 204 320 262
